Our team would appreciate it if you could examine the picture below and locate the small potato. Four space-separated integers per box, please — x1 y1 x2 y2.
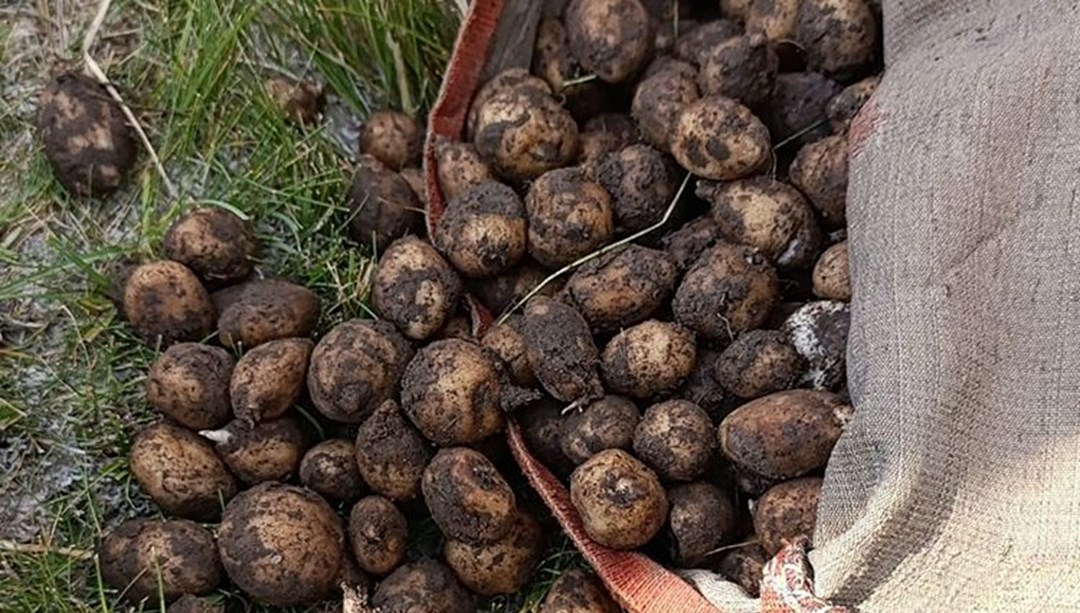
717 544 768 597
470 262 557 315
466 69 552 142
373 236 463 341
435 139 494 202
216 278 320 349
167 595 224 613
435 182 527 278
399 167 427 207
474 86 578 182
782 300 850 390
522 297 604 404
434 311 474 341
360 111 422 170
202 417 307 484
37 71 136 197
594 144 679 234
516 396 576 479
444 508 544 596
300 439 366 504
602 320 697 399
130 421 237 520
481 316 535 386
422 447 516 544
566 0 653 83
264 77 325 126
230 337 312 423
570 449 668 549
733 465 783 498
308 319 413 423
667 482 739 567
674 20 741 66
797 0 878 79
354 400 431 502
719 389 851 479
562 245 679 332
164 207 256 284
720 0 753 21
347 155 424 249
789 134 849 226
671 96 772 181
672 242 781 340
827 75 880 133
812 241 851 300
746 0 800 43
767 73 842 147
633 399 716 481
100 519 222 603
561 395 641 465
541 568 620 613
348 495 408 575
754 477 823 556
662 215 722 272
632 60 700 153
123 261 215 345
146 343 234 430
372 559 476 613
525 168 614 269
577 113 638 164
677 346 729 420
715 330 805 399
698 34 778 111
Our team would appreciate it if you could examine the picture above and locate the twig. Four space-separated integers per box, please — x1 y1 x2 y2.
772 118 827 151
561 73 598 90
703 538 760 557
0 539 93 560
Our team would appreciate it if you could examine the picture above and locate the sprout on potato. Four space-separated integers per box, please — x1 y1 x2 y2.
202 417 307 484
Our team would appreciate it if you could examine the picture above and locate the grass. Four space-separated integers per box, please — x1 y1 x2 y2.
0 0 579 610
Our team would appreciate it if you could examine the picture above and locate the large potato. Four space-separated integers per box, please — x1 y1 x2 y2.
216 278 320 349
347 155 424 249
566 0 654 83
203 417 307 484
443 508 544 596
422 447 516 544
373 236 462 341
522 297 604 404
602 320 697 399
146 343 233 430
100 519 222 603
570 449 668 549
525 168 614 269
632 399 716 482
163 207 256 284
632 60 699 152
372 559 476 613
435 182 527 278
789 134 849 226
359 111 422 170
796 0 878 79
754 477 823 555
474 87 578 182
561 395 641 465
715 329 805 399
562 245 678 332
671 96 771 181
354 400 431 501
129 421 237 520
673 242 780 340
594 144 679 234
123 261 215 345
229 337 312 423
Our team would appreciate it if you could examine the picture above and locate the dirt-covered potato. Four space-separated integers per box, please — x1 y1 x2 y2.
717 544 767 597
797 0 878 79
720 0 753 20
164 207 256 284
565 0 653 83
789 134 849 226
812 241 851 301
37 71 136 197
673 242 780 340
146 343 234 430
698 34 778 112
402 339 505 445
130 421 237 520
216 278 320 349
372 559 476 613
562 245 678 332
662 214 722 272
632 60 699 153
541 568 620 613
471 262 556 315
516 396 576 478
347 495 407 575
100 519 222 603
632 399 715 481
674 20 741 66
354 400 431 501
434 182 527 278
202 417 306 484
399 167 427 207
602 320 696 399
594 145 678 234
532 18 608 117
715 330 805 399
746 0 800 43
667 482 739 567
123 261 215 344
570 449 668 549
444 508 544 596
474 86 578 182
782 300 850 389
719 389 850 479
671 96 772 181
754 477 823 556
422 447 516 543
167 595 225 613
578 113 638 164
218 482 345 607
360 111 422 170
434 311 474 341
308 319 413 423
229 337 312 423
561 395 640 465
828 75 879 133
466 68 552 142
767 72 842 147
435 139 494 202
373 236 462 341
264 76 325 126
300 439 366 503
525 168 614 269
677 347 729 420
347 155 424 249
481 316 534 386
523 297 604 404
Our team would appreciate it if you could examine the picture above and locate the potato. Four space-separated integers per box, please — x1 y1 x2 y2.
566 0 653 83
360 111 422 170
812 241 850 300
674 20 741 66
789 134 849 226
782 300 850 389
37 71 136 197
216 278 320 349
130 421 237 520
525 168 614 269
300 439 366 503
632 60 700 152
562 245 679 332
474 86 578 182
797 0 877 79
263 76 325 126
354 400 431 501
466 68 552 142
827 75 879 133
444 508 544 596
100 519 222 603
348 495 407 575
754 477 823 556
522 297 604 404
602 320 696 399
746 0 800 43
720 0 753 21
671 96 772 181
719 389 850 479
717 544 767 597
470 261 556 315
516 396 577 478
229 337 312 423
422 447 516 543
662 214 722 272
202 417 306 484
532 18 608 117
541 568 620 613
672 242 780 340
632 399 715 481
677 346 730 420
347 154 424 249
667 482 739 566
373 236 462 341
434 182 527 278
163 207 256 284
146 343 233 430
733 465 783 498
570 449 668 549
698 34 778 111
594 145 679 234
308 319 413 423
715 330 805 398
123 261 215 345
698 177 822 269
578 113 638 164
372 559 476 613
767 72 842 147
435 138 494 202
167 595 224 613
481 316 535 386
561 395 640 465
218 482 345 607
399 167 428 207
